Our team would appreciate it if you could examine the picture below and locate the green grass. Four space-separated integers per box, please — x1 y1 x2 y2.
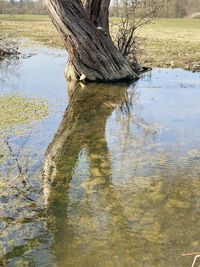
137 18 200 70
0 15 199 71
0 14 49 21
149 18 200 29
0 14 63 47
0 94 48 140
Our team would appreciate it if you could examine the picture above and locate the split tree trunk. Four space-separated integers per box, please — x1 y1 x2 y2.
45 0 138 82
84 0 110 33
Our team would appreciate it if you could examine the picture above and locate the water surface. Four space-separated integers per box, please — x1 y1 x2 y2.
1 44 200 267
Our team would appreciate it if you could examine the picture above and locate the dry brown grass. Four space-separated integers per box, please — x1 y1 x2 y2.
0 15 199 71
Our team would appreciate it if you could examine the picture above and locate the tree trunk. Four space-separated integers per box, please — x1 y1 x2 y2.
84 0 110 33
45 0 138 82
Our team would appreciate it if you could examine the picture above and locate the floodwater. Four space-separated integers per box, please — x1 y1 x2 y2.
1 44 200 267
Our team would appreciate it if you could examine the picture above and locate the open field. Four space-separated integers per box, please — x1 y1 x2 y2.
138 18 200 71
0 14 49 21
0 14 199 71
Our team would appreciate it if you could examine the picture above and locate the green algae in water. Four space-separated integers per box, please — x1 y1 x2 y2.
0 94 48 131
0 94 48 163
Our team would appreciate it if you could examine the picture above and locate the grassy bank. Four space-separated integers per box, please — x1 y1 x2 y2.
137 18 200 71
0 14 199 71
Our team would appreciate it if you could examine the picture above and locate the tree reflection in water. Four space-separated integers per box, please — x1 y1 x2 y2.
43 82 137 266
43 81 200 267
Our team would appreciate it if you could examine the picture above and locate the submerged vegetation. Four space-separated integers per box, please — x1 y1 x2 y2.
0 94 48 132
0 37 200 265
0 94 48 165
0 95 49 266
0 3 200 265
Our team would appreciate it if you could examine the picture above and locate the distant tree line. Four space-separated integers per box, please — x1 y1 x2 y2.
158 0 200 18
0 0 199 17
0 0 47 14
110 0 200 18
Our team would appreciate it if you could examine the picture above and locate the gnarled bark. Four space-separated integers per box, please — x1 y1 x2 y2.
84 0 110 33
45 0 138 82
